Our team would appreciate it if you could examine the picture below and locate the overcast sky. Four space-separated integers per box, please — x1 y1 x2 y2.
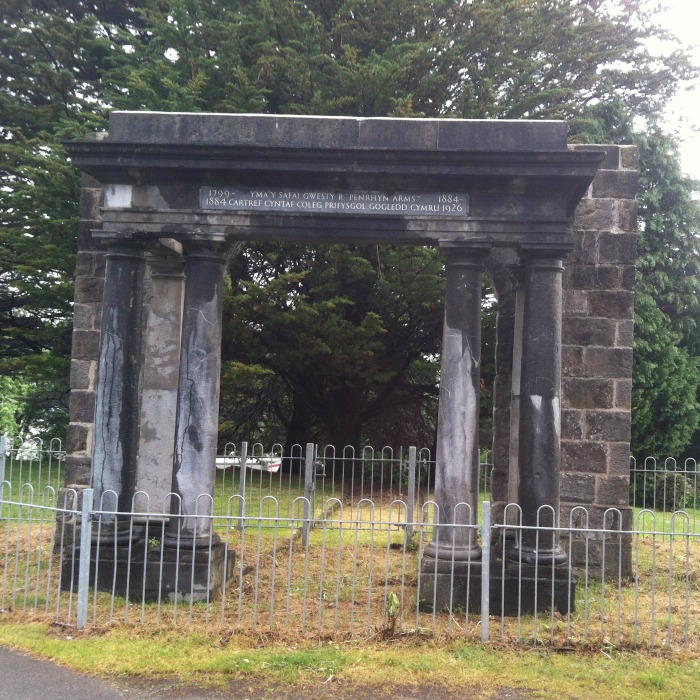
658 0 700 179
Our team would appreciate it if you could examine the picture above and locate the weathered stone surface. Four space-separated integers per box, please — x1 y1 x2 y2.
68 390 95 423
584 347 633 378
592 170 639 199
572 199 613 231
587 290 635 319
74 276 104 303
596 476 630 506
107 112 570 151
619 265 636 291
570 144 620 169
562 378 614 409
562 345 585 377
561 473 596 503
615 379 632 410
599 233 637 264
63 455 92 486
613 199 638 233
563 289 588 315
585 410 631 442
619 145 640 170
79 186 104 219
608 442 632 476
616 319 635 346
561 409 584 440
564 264 620 291
71 329 101 360
561 440 608 473
66 424 89 454
69 359 93 390
72 303 94 331
567 231 599 265
563 317 616 346
75 252 95 276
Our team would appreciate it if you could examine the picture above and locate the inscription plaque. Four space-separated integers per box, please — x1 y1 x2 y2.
200 188 469 217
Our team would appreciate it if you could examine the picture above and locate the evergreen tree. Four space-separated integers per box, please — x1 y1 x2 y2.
1 0 698 456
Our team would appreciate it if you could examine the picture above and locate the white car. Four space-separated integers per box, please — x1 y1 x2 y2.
215 455 281 473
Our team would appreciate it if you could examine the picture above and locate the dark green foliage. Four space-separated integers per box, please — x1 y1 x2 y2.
1 0 699 456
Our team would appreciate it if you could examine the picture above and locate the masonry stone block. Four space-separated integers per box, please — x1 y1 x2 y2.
596 476 630 507
79 186 104 219
563 378 614 409
570 144 620 169
614 379 632 410
592 170 639 199
561 473 596 503
619 266 636 291
71 329 101 360
564 264 620 290
599 232 637 264
608 442 632 476
68 390 95 423
563 289 588 315
563 317 616 346
615 320 634 346
75 252 94 276
567 230 599 265
69 359 92 390
74 276 104 303
561 409 584 440
562 345 585 377
66 424 89 455
587 290 635 319
613 199 638 233
64 455 91 486
584 347 633 378
585 411 631 442
562 440 608 473
72 303 94 331
619 146 640 170
572 199 613 231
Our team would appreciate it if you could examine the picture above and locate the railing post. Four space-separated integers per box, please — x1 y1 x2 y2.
76 487 94 630
237 441 248 529
303 443 315 547
406 446 417 532
0 434 7 486
481 500 491 642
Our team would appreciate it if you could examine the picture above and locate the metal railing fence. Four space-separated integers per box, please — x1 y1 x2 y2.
2 485 699 651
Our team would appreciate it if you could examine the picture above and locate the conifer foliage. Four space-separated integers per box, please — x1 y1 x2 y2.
1 1 698 455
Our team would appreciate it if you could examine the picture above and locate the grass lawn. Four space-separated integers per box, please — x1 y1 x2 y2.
0 621 699 699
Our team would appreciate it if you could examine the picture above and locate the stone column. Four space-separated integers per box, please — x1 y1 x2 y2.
134 254 185 514
91 241 146 533
422 245 487 571
510 245 570 565
164 241 228 547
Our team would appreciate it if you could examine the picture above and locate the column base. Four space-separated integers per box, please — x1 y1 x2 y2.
61 537 236 603
419 557 575 615
420 543 482 575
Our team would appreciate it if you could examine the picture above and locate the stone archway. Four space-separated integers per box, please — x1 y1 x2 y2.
64 112 635 600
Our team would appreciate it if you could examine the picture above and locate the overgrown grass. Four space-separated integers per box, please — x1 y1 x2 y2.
0 621 699 699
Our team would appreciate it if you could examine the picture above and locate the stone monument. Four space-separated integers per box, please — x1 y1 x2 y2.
63 113 637 605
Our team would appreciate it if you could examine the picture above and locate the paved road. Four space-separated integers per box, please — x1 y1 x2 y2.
0 646 534 699
0 646 125 700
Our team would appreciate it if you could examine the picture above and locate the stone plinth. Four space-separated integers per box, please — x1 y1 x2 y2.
420 560 575 616
61 538 236 603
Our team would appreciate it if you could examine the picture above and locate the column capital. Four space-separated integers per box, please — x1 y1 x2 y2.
183 239 231 263
439 242 491 269
518 241 573 261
